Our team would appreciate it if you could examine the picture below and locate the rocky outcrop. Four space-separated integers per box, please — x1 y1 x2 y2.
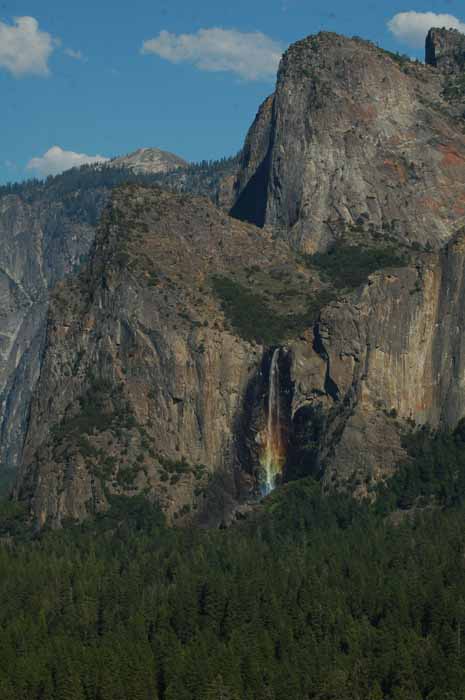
109 147 187 175
232 32 465 253
426 28 465 75
425 28 465 122
286 229 465 494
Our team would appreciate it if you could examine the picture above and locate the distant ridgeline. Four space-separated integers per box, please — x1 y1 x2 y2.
0 152 241 206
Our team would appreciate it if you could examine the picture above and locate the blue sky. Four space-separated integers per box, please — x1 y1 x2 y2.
1 0 464 184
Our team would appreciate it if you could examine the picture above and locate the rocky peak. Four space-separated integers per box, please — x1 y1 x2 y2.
426 27 465 75
109 147 188 175
232 30 465 253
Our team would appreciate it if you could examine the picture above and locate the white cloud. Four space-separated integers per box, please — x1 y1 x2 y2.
64 48 86 62
26 146 109 177
141 27 283 81
0 16 58 77
388 11 465 48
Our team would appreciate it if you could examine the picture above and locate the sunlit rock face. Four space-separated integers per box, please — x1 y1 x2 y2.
232 32 465 254
279 229 465 497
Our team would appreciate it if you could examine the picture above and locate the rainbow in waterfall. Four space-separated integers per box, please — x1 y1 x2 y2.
260 348 286 494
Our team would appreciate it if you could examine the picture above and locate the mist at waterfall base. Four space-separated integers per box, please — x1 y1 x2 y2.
259 349 286 495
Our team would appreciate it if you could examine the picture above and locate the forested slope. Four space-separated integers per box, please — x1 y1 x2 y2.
2 425 465 699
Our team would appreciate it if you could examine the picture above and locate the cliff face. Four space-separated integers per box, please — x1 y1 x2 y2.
19 187 465 523
15 186 317 527
287 230 465 495
232 32 465 253
230 95 274 226
0 188 107 485
0 153 237 490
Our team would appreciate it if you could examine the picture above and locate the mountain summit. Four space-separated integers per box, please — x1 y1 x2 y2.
109 147 188 174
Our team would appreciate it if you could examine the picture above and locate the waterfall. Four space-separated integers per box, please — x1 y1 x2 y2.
261 348 285 494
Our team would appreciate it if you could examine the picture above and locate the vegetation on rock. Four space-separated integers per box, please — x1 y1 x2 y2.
307 244 408 290
212 275 334 344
